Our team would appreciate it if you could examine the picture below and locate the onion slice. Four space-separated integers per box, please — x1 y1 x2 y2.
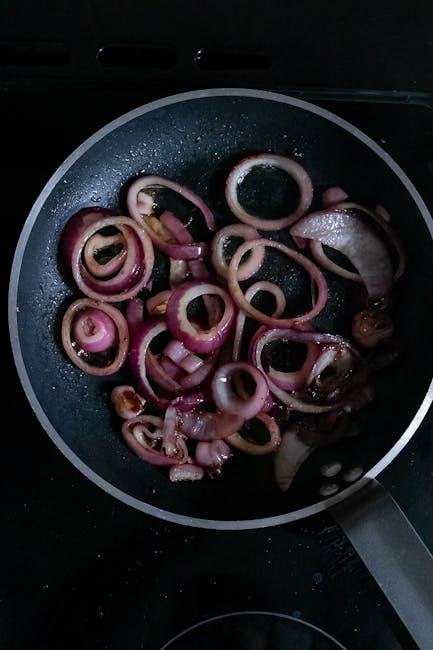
127 176 215 258
225 154 313 231
291 207 393 299
227 413 281 455
274 427 314 491
71 216 154 302
122 415 188 466
211 361 269 419
211 224 265 280
166 281 236 353
169 465 204 481
61 299 128 376
228 239 328 327
129 320 173 408
111 385 146 420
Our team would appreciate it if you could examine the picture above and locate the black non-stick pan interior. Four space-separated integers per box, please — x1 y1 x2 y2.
13 92 433 523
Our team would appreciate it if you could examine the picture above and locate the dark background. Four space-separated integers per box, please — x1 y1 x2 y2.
2 1 433 648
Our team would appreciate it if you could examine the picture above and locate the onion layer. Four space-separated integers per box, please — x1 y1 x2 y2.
225 154 313 231
211 361 269 419
166 281 235 353
70 216 154 302
122 415 188 466
211 224 265 280
228 239 328 328
61 299 128 376
227 413 281 455
179 411 244 441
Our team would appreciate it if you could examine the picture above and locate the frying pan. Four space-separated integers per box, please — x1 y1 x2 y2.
8 89 433 647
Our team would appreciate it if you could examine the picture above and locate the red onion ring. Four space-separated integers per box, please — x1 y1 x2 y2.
61 299 128 376
71 216 154 302
227 413 281 455
166 281 236 353
250 327 348 413
267 339 320 391
122 415 188 466
61 207 117 264
163 340 204 373
228 239 328 328
179 411 244 441
211 224 265 280
178 352 218 390
211 361 269 419
126 297 145 334
159 356 183 380
146 352 182 395
83 232 127 278
111 385 146 420
129 320 173 408
225 154 313 231
72 307 116 353
127 176 215 258
291 208 394 299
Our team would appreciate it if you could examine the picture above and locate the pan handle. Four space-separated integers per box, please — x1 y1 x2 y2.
331 478 433 650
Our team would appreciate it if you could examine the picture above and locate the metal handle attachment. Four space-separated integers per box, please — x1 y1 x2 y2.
331 478 433 649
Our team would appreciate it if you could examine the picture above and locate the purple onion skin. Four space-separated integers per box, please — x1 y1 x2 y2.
60 207 117 270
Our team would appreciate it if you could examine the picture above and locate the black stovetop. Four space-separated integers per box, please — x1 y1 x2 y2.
3 83 433 649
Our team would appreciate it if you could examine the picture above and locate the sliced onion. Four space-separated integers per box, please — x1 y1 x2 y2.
111 385 146 420
169 465 204 482
159 355 183 380
170 259 189 288
309 240 362 283
171 388 210 412
307 345 357 392
71 216 154 302
179 411 244 441
146 290 172 316
129 320 172 408
162 406 181 457
127 176 215 258
61 299 128 376
211 361 269 419
83 232 127 278
250 327 348 413
126 297 145 334
211 224 265 280
267 339 320 391
274 427 313 491
291 207 393 299
195 440 231 467
228 239 328 328
72 307 116 353
225 154 313 231
146 352 182 395
61 207 117 264
179 352 218 390
321 186 348 207
227 413 281 455
122 415 188 466
166 281 235 353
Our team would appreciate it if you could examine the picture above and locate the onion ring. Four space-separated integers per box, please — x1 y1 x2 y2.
61 299 128 376
211 361 269 419
227 413 281 455
228 239 328 327
210 224 265 280
225 154 313 231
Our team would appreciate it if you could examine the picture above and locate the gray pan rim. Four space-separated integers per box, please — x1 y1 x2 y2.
160 610 346 649
8 88 433 530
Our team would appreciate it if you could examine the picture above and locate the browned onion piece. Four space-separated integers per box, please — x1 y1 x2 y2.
211 224 265 280
61 299 128 376
111 385 146 419
122 415 189 466
352 310 394 348
225 154 313 231
228 239 328 328
227 413 281 455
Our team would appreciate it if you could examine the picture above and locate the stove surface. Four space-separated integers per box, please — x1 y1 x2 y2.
3 87 433 649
